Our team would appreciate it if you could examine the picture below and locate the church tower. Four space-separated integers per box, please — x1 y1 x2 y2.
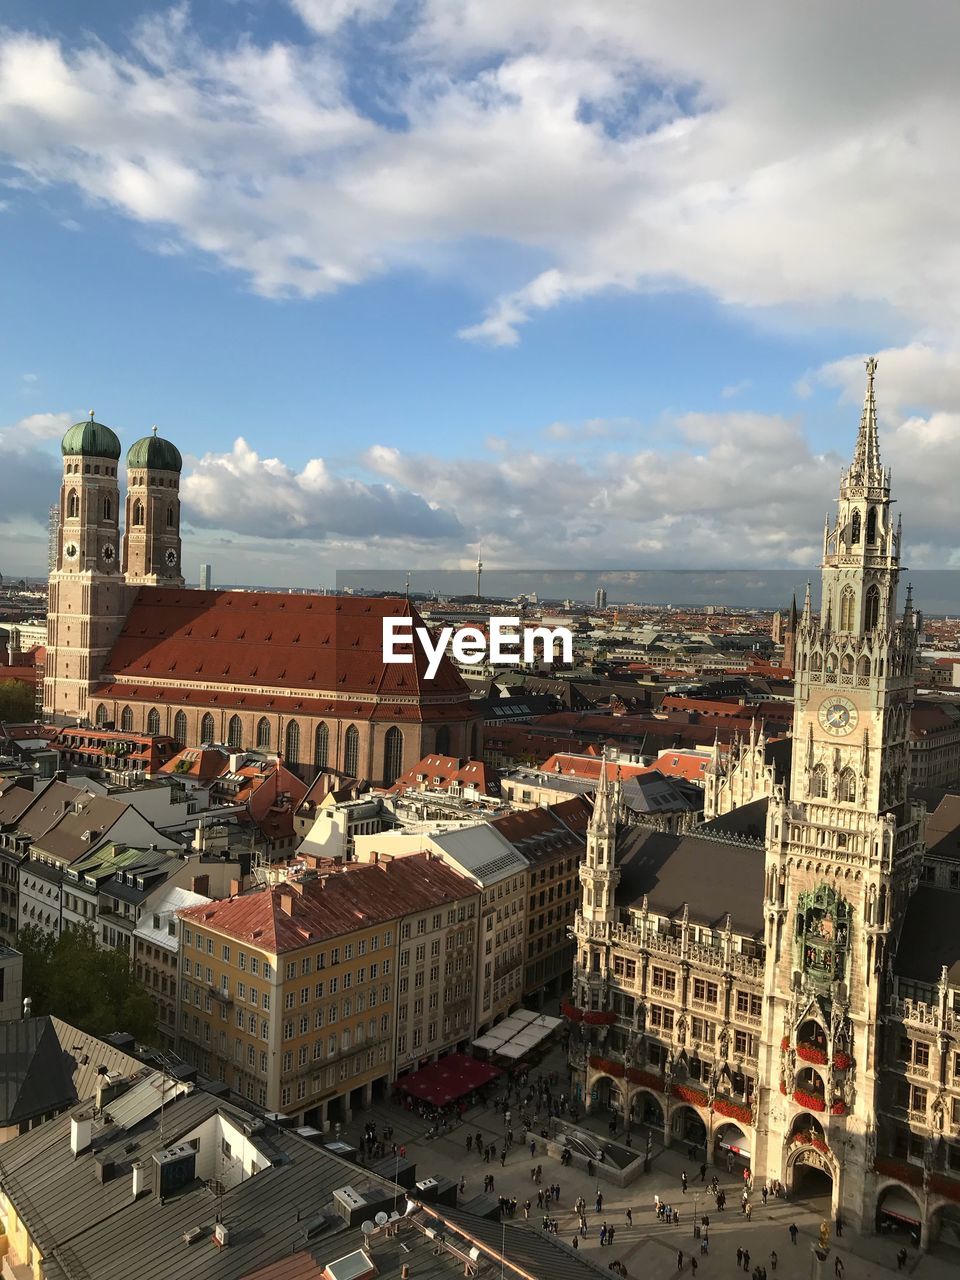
121 428 184 585
43 414 132 719
758 359 924 1229
580 750 623 929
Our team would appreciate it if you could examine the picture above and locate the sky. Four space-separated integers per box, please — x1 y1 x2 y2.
3 1 960 594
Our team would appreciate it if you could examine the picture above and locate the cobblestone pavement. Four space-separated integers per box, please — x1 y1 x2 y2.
333 1045 957 1280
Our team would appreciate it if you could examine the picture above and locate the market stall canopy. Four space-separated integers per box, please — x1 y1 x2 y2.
398 1054 501 1108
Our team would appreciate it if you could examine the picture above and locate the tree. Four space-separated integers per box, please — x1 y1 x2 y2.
18 924 156 1043
0 679 36 722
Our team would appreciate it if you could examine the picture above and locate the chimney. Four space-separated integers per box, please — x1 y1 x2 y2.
132 1161 146 1198
22 995 32 1019
191 873 210 897
229 878 241 897
71 1112 93 1156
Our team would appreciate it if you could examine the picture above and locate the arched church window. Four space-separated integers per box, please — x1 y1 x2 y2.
103 497 112 521
865 585 880 630
95 703 108 727
866 506 877 544
200 712 215 744
851 510 861 544
840 654 853 676
344 724 360 778
173 711 187 746
285 720 300 765
838 767 857 803
825 653 836 674
146 707 161 736
839 586 855 632
227 715 243 749
858 655 870 678
383 726 403 787
67 489 79 519
132 500 144 527
166 505 175 528
435 725 451 756
314 722 328 768
810 764 827 798
811 653 822 674
256 717 271 749
120 705 134 732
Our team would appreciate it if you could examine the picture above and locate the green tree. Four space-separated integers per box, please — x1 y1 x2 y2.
0 680 36 722
18 923 156 1043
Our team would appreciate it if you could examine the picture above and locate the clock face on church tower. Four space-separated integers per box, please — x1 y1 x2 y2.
818 695 859 736
165 547 179 567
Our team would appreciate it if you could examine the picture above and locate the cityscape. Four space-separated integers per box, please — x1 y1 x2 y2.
2 6 960 1280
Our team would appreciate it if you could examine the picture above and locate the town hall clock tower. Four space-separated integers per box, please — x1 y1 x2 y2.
757 359 924 1229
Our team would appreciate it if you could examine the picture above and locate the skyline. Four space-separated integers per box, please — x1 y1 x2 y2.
3 4 960 586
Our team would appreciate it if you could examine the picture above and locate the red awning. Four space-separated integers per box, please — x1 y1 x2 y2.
398 1054 501 1108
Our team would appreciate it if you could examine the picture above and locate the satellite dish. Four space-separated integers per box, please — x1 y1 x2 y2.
361 1220 375 1237
375 1212 389 1227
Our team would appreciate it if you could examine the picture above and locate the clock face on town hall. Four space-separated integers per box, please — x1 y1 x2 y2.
818 695 859 736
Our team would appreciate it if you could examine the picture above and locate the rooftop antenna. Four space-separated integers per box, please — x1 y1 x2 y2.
476 543 483 602
405 570 411 601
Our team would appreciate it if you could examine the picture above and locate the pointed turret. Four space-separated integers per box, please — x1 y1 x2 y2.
848 356 884 488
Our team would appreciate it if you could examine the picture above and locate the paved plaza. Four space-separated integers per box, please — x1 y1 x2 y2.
334 1042 958 1280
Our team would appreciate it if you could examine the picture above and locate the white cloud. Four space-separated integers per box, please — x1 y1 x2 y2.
815 344 960 416
721 379 751 399
0 410 71 445
1 5 960 339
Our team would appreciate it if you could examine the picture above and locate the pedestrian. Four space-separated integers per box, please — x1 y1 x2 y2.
600 1224 607 1247
626 1208 633 1226
789 1224 798 1245
572 1236 578 1251
896 1248 907 1270
655 1194 661 1214
691 1257 697 1275
459 1176 466 1194
466 1134 473 1153
770 1250 778 1271
834 1258 844 1278
835 1214 843 1238
500 1149 506 1167
699 1163 707 1183
596 1192 604 1213
530 1139 536 1157
743 1249 750 1273
677 1250 684 1271
745 1203 752 1221
608 1225 616 1245
737 1248 744 1269
682 1171 688 1193
761 1186 768 1205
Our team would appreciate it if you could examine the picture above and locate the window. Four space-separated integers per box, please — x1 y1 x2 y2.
383 726 403 786
344 724 360 778
650 967 676 994
865 584 880 630
200 712 215 743
120 705 134 732
95 703 108 727
132 499 144 527
839 585 855 632
146 708 161 735
810 763 827 798
67 488 79 518
173 710 187 746
227 715 243 749
838 767 857 803
256 717 271 749
315 722 329 769
866 506 877 544
693 979 718 1005
285 719 300 765
851 510 861 544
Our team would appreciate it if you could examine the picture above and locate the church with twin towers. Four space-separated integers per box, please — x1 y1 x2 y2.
569 360 960 1251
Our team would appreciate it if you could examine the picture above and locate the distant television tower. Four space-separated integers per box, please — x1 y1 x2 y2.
476 544 483 601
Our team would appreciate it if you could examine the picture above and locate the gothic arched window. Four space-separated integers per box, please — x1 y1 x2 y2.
866 506 877 544
95 703 108 727
103 497 112 521
811 652 822 674
811 764 828 798
839 586 855 632
285 720 300 765
838 767 857 803
865 585 880 631
383 726 403 786
344 724 360 778
120 705 134 732
200 712 215 743
132 499 145 527
840 654 854 676
67 489 79 519
227 714 243 749
435 725 451 756
256 717 271 749
166 505 175 528
314 722 329 769
851 510 861 545
858 655 870 678
146 707 161 736
173 710 187 746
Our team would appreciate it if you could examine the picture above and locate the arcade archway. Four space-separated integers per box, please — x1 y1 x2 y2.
628 1089 664 1130
591 1075 624 1114
670 1104 707 1150
788 1145 833 1204
714 1122 750 1170
876 1184 922 1247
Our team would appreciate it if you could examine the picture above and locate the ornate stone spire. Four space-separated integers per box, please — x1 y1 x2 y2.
848 356 884 487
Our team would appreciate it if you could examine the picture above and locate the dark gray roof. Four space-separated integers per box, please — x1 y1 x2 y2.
0 1089 398 1280
615 826 765 936
698 796 769 841
0 1018 75 1125
894 886 960 986
422 1204 611 1279
923 793 960 862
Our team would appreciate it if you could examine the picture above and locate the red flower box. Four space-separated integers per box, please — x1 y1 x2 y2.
779 1081 787 1094
712 1098 752 1125
583 1010 617 1026
589 1056 625 1078
790 1133 829 1155
672 1084 709 1108
796 1043 828 1065
874 1157 923 1187
830 1101 846 1116
626 1068 664 1092
833 1052 852 1070
781 1035 790 1051
792 1088 825 1112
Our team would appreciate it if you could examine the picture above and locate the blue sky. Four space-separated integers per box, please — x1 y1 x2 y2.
2 2 960 587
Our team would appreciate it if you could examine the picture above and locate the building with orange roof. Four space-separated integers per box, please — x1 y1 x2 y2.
385 753 501 799
177 852 479 1125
